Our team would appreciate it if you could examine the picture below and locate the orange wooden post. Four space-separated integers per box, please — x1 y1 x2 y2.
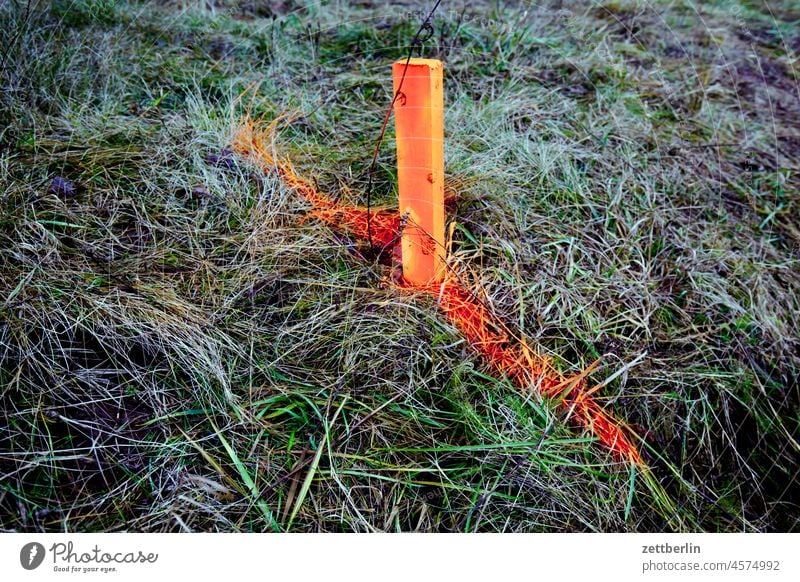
393 58 445 286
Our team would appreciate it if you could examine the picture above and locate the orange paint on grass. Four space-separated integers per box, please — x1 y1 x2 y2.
233 117 643 465
232 117 401 250
409 276 642 464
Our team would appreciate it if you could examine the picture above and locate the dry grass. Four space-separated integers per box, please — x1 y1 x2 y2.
1 0 798 532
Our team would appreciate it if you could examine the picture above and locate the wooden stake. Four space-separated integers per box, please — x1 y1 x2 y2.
393 58 445 286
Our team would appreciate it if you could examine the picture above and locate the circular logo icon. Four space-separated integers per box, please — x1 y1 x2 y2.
20 542 46 570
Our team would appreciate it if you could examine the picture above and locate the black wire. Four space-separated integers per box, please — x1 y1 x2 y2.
364 0 443 254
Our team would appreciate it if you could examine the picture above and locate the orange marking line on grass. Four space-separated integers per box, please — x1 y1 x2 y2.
233 118 643 465
409 277 642 464
233 116 402 251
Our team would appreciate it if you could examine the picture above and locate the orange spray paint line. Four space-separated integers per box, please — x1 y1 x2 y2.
233 117 644 465
393 58 445 286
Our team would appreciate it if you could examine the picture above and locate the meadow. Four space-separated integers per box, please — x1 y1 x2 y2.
1 0 798 532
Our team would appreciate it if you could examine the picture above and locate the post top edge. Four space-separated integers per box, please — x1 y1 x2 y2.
392 58 443 69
